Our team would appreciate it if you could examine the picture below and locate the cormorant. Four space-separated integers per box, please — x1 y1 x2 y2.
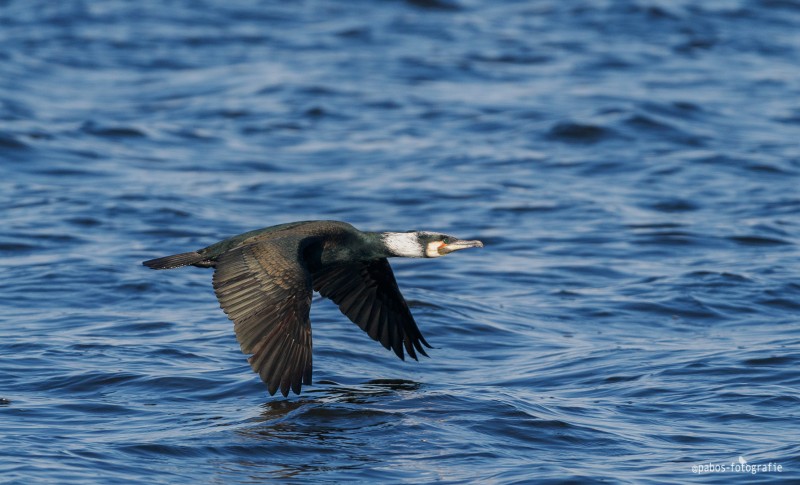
142 220 483 397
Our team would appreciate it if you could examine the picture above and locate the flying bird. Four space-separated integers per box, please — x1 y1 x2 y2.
143 220 483 397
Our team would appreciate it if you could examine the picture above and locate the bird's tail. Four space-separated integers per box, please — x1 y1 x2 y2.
142 251 204 270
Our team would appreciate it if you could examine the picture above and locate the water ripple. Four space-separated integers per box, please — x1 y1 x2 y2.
1 0 799 483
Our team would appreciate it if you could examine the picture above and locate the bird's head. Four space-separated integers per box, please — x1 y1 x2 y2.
382 231 484 258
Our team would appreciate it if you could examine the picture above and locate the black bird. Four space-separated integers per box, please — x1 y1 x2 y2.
143 220 483 397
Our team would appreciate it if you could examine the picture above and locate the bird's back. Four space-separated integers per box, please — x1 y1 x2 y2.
199 220 358 260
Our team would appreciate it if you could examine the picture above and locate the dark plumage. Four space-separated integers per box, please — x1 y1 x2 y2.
143 220 483 397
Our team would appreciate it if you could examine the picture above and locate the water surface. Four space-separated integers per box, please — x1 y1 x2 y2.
2 0 799 483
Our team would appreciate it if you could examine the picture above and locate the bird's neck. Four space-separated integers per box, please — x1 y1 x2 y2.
374 232 424 258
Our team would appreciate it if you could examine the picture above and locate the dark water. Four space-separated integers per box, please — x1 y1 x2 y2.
2 0 799 483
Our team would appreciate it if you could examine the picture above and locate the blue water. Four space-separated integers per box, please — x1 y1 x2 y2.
2 0 799 483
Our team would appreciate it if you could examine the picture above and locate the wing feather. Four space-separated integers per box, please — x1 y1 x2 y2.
312 258 431 361
213 241 313 397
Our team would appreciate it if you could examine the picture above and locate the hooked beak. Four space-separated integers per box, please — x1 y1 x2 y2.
438 239 484 255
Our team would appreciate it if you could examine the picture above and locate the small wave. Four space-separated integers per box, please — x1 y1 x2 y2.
647 199 700 212
0 242 39 252
405 0 462 11
623 113 706 145
727 235 792 246
490 203 564 214
633 230 704 246
468 52 552 65
743 355 796 366
758 297 800 310
0 131 29 149
81 122 147 138
620 295 724 320
65 217 103 227
547 121 616 143
42 371 143 394
684 270 752 283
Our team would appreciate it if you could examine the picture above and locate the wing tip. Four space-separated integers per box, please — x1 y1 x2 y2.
265 379 305 397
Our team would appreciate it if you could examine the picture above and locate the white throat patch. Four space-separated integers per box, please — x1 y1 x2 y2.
382 232 424 258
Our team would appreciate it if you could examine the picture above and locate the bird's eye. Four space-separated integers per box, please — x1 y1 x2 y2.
442 237 451 244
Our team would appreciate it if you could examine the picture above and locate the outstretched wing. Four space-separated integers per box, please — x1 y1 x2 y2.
312 259 431 360
212 240 312 397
